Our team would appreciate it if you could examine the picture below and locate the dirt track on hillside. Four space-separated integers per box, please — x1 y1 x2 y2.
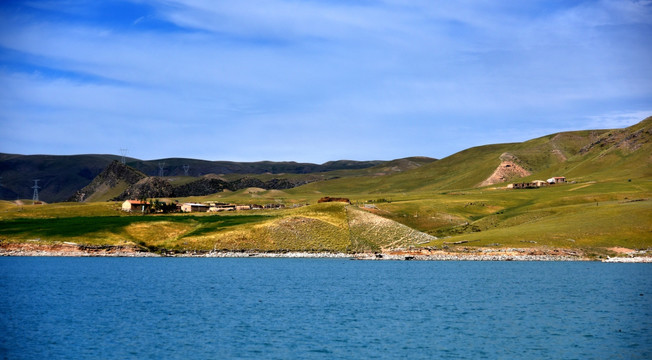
478 159 531 187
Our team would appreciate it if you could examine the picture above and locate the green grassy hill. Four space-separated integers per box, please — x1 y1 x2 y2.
271 117 651 255
287 117 651 196
0 202 433 253
0 155 389 202
364 180 651 250
62 155 437 203
1 117 650 256
68 161 147 202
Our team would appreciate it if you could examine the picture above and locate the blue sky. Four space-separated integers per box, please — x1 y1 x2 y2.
1 0 651 163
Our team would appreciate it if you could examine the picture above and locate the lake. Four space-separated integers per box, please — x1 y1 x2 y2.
1 258 651 359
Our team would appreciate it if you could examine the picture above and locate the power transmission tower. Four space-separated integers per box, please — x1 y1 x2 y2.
183 165 190 176
32 179 40 203
158 162 166 177
120 148 128 165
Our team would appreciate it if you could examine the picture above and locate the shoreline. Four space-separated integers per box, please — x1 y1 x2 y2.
2 243 651 262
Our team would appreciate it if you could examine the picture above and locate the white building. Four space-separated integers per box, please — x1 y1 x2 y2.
122 200 150 212
181 203 209 213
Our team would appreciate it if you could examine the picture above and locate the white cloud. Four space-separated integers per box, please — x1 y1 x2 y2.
1 0 651 161
585 111 652 129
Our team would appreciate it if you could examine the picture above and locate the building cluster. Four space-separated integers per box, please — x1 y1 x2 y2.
121 200 288 213
191 202 286 213
507 176 566 189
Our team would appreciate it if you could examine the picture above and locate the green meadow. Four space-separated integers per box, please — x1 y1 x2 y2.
1 177 649 255
1 118 650 255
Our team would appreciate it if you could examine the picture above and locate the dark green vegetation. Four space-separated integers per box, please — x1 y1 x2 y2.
1 117 650 255
0 214 272 239
0 212 274 252
0 155 398 202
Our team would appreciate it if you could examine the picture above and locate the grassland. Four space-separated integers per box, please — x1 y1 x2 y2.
0 201 434 253
368 180 651 250
2 119 650 257
2 177 649 257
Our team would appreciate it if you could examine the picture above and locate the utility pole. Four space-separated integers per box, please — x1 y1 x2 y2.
32 179 40 204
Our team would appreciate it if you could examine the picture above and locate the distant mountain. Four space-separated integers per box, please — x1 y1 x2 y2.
0 154 389 202
124 158 386 177
68 161 147 202
0 154 122 203
295 117 651 194
77 164 316 201
4 116 647 203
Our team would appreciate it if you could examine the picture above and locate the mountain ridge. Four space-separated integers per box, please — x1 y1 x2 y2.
0 155 413 202
1 117 649 202
281 117 651 195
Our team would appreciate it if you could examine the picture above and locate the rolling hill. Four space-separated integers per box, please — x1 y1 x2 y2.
0 117 650 257
0 155 395 202
286 117 651 196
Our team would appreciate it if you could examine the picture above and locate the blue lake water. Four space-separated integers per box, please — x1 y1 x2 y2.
1 258 651 359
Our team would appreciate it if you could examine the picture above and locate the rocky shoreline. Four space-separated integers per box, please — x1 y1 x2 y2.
601 256 652 263
2 242 651 262
0 243 159 257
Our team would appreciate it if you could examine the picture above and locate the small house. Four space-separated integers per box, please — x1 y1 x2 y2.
511 182 538 189
510 181 549 189
209 203 236 212
181 203 210 213
547 176 566 184
122 200 150 212
264 203 285 209
532 180 547 187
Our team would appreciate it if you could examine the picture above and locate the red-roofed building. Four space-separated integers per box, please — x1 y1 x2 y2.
122 200 151 212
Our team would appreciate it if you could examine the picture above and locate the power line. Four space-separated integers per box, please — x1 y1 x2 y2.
120 148 128 165
158 162 166 177
32 179 40 203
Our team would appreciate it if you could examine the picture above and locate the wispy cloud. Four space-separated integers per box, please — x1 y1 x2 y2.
0 0 650 162
585 110 652 129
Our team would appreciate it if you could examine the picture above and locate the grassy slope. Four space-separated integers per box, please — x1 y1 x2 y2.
436 199 651 250
280 118 652 252
1 119 650 254
0 202 432 253
82 156 436 202
3 179 648 254
369 180 651 249
84 180 131 202
288 118 650 196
